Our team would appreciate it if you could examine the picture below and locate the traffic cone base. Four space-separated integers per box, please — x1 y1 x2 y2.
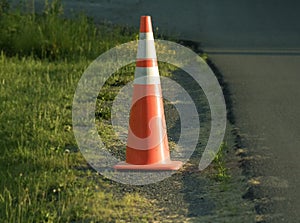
114 160 182 171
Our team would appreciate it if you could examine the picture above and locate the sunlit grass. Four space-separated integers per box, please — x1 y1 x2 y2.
0 54 159 222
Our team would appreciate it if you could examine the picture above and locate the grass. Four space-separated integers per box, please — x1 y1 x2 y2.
0 1 250 222
0 0 136 60
0 55 161 222
211 143 231 181
0 1 160 221
0 1 186 221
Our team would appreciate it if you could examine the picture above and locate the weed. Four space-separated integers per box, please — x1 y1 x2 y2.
212 142 231 181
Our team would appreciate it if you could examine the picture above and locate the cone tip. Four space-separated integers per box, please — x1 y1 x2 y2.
140 15 152 33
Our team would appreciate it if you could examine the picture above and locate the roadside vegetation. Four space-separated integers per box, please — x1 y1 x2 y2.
0 1 247 222
211 143 231 181
0 0 136 60
0 1 158 222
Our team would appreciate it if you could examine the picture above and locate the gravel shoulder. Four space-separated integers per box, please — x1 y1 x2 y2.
106 64 256 222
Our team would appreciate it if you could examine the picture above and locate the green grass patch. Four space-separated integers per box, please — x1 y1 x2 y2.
0 2 179 221
210 142 231 182
0 54 160 222
0 0 137 60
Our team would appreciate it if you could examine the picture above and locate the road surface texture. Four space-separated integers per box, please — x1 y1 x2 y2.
208 51 300 222
20 0 300 222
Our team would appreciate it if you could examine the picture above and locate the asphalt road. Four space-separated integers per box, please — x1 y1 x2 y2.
208 51 300 222
27 0 300 49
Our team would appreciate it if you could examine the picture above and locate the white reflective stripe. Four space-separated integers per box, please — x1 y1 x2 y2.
137 39 157 59
139 32 154 40
134 67 159 79
134 76 161 85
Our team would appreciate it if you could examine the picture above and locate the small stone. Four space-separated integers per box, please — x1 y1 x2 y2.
248 178 261 185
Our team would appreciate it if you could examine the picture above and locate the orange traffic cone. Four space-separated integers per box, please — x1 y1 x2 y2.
114 16 182 170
